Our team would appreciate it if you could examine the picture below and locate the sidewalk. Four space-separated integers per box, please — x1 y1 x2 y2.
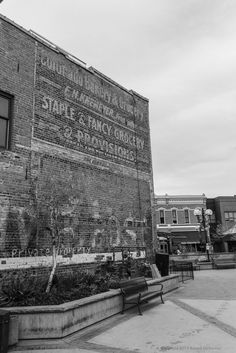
9 269 236 353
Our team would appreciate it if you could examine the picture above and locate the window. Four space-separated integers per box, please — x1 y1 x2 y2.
160 210 165 224
184 209 190 224
0 92 12 150
172 209 177 224
225 212 236 222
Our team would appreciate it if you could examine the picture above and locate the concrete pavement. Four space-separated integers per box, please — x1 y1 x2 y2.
9 269 236 353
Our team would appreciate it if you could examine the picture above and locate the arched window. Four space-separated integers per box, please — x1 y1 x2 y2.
159 209 165 224
184 209 190 224
171 209 178 224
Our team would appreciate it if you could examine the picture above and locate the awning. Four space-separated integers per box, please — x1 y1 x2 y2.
223 224 236 235
222 234 236 242
157 230 202 244
171 231 202 243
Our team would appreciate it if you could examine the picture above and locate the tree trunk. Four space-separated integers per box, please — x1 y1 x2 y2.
46 243 57 293
46 210 58 293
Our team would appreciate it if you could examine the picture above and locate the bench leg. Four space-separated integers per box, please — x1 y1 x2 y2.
121 296 125 314
160 293 164 304
137 302 142 315
137 294 142 315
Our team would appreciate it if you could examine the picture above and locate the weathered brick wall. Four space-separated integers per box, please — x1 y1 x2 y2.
0 15 154 264
0 16 35 254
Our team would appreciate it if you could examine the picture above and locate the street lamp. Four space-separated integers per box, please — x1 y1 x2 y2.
194 208 213 261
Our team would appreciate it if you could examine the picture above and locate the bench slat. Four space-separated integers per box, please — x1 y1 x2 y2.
120 277 148 296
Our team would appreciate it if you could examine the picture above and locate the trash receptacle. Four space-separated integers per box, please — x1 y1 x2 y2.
0 309 9 353
155 252 169 276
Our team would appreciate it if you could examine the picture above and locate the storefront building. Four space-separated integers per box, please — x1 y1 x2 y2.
207 196 236 252
154 194 207 254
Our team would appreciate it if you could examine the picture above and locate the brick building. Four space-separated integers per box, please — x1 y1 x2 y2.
207 196 236 252
154 194 207 254
0 15 154 264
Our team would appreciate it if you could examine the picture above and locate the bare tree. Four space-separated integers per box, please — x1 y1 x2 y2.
30 170 80 293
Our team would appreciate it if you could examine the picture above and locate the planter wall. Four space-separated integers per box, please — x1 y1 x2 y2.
4 274 179 341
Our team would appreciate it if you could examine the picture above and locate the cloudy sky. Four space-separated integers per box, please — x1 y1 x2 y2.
1 0 236 197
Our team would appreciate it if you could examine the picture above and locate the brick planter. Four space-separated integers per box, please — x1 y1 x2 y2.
4 274 179 341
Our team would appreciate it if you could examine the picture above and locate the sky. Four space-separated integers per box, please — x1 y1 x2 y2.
1 0 236 198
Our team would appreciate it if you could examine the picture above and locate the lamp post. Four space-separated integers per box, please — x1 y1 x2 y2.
194 208 213 262
166 225 173 255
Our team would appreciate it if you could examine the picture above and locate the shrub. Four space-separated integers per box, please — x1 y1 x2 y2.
0 270 119 307
0 272 48 306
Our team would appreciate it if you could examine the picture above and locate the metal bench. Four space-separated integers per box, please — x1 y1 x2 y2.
212 258 236 269
120 276 164 315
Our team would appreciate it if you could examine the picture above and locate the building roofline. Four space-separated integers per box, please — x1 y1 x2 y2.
89 68 149 101
214 196 236 199
155 194 206 199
